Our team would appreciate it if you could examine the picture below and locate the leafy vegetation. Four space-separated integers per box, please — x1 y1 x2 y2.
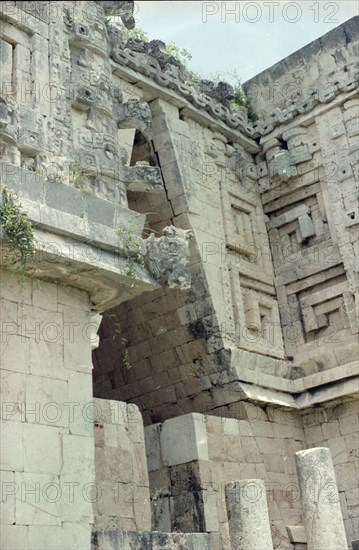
112 21 258 120
231 83 258 122
165 41 192 65
207 70 258 121
115 24 192 66
120 25 149 43
0 187 35 276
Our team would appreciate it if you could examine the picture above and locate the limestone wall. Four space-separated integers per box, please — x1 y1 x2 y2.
93 398 151 532
145 408 307 550
243 17 358 115
93 88 288 425
1 2 358 549
0 3 159 548
0 272 95 549
254 63 358 375
93 14 358 426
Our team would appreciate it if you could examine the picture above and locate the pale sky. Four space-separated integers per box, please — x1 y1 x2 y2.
129 1 358 83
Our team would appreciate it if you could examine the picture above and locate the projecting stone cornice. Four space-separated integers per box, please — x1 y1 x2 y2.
211 360 359 410
110 59 261 154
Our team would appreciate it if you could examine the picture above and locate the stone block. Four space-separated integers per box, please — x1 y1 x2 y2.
1 421 23 471
25 374 68 427
322 420 341 440
345 432 358 462
238 420 253 436
346 488 359 507
29 339 66 380
160 413 209 466
172 532 212 549
149 468 170 499
67 371 94 436
0 525 28 550
152 497 171 532
222 418 239 436
0 369 25 422
133 486 152 530
241 437 262 463
126 531 153 549
203 493 220 532
205 415 223 435
335 462 358 491
152 532 173 550
61 434 95 485
44 180 86 217
132 441 149 487
170 491 206 532
1 470 15 524
15 471 61 526
0 333 30 374
57 285 90 310
60 477 94 524
61 523 92 550
0 38 13 84
0 270 32 305
84 193 116 226
23 423 62 474
31 279 58 311
0 298 18 324
326 436 349 465
127 403 145 443
305 424 323 446
61 306 93 372
28 523 91 550
144 424 162 472
18 305 63 343
104 423 117 447
93 479 134 519
286 525 307 543
339 414 359 436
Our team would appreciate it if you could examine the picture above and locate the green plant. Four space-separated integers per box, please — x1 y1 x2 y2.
35 167 65 184
0 187 35 276
165 41 192 66
107 313 132 369
117 225 145 280
205 70 258 122
231 83 258 122
116 24 149 43
113 23 192 67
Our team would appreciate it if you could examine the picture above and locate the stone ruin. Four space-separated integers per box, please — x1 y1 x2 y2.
0 2 358 549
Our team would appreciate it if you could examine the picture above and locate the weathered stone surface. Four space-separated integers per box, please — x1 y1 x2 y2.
295 447 348 550
1 4 358 550
286 525 307 543
160 414 209 466
92 530 211 549
225 479 274 549
93 398 151 532
144 226 193 290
